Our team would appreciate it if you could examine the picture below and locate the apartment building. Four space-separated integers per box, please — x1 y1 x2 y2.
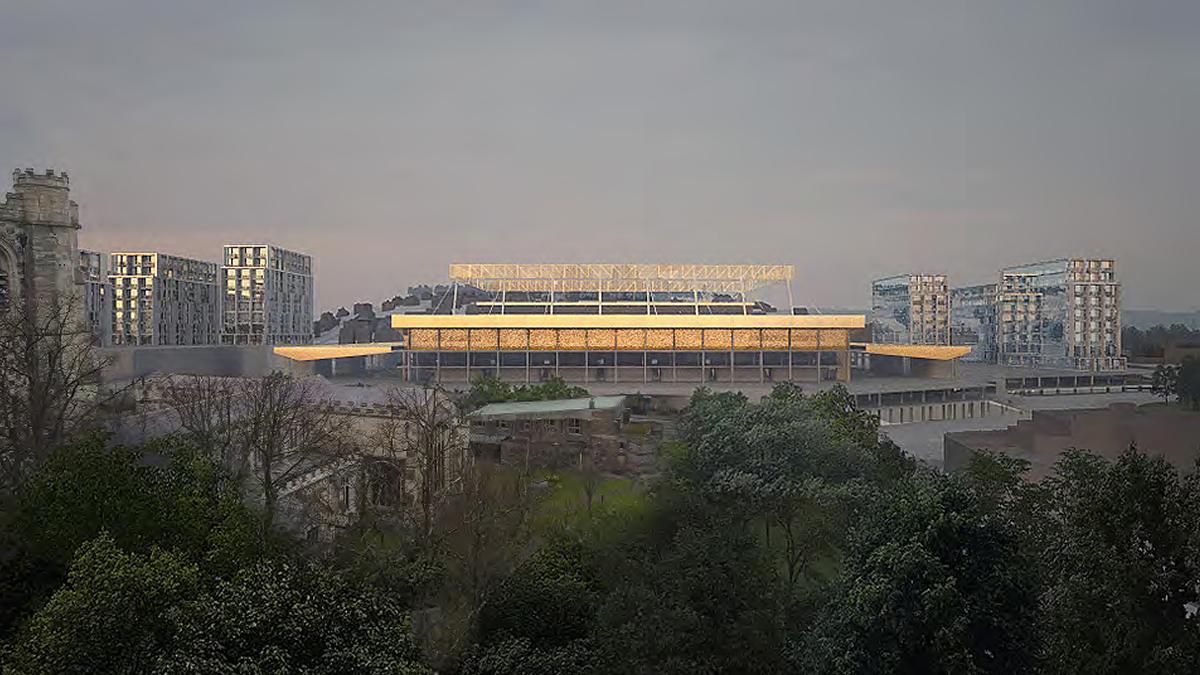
79 249 112 346
109 252 221 346
949 283 997 362
221 244 313 345
996 258 1123 371
870 273 951 345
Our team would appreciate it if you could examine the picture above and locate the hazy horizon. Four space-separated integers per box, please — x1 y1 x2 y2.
3 1 1198 311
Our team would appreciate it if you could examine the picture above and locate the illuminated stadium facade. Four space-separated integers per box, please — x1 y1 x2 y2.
274 263 971 385
393 312 859 384
403 264 857 384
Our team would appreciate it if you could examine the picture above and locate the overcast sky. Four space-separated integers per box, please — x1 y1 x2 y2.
2 1 1197 310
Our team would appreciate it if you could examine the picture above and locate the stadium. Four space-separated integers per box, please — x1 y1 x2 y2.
276 263 969 385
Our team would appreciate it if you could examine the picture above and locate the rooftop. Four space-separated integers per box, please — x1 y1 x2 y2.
390 313 864 330
470 395 627 418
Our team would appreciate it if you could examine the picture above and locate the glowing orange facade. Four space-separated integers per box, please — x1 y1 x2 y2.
390 314 862 385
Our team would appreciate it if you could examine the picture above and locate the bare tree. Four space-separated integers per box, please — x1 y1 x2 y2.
161 375 242 476
425 462 535 664
0 292 117 493
364 386 467 545
241 374 360 532
163 372 356 532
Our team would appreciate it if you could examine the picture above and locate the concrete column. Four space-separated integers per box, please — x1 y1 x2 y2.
836 350 850 382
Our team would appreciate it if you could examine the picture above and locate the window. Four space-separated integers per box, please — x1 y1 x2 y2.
0 253 10 312
567 418 582 435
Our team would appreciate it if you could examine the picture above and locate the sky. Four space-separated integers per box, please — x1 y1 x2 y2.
2 0 1198 311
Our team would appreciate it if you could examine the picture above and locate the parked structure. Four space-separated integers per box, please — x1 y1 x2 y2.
221 244 313 346
949 283 997 362
0 169 81 311
109 252 220 346
996 258 1123 371
870 273 951 345
79 249 112 346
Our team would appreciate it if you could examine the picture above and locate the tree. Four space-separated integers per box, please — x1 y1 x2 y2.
161 375 242 474
1152 364 1179 404
1036 447 1200 674
675 383 889 596
465 375 588 410
808 384 914 483
477 538 599 650
590 520 786 674
240 374 358 533
164 373 356 533
0 435 266 640
3 535 432 674
1175 356 1200 410
0 292 119 494
1122 324 1200 359
3 534 200 674
466 375 516 410
462 637 598 675
164 557 432 674
799 469 1041 675
428 463 536 666
367 386 468 545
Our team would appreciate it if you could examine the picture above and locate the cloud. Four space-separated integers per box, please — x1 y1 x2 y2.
2 1 1197 309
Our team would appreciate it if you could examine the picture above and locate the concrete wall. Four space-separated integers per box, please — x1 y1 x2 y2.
876 398 1000 426
102 345 291 381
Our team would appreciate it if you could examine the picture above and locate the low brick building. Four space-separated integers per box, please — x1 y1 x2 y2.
468 395 663 475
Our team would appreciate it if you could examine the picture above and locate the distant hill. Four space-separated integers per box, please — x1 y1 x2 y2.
1122 310 1200 330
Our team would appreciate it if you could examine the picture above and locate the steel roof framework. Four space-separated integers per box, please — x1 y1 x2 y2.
448 263 793 294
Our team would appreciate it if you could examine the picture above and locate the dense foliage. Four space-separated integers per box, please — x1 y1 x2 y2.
463 384 1200 674
2 383 1200 672
1123 324 1200 358
1152 357 1200 409
465 375 589 410
0 436 428 674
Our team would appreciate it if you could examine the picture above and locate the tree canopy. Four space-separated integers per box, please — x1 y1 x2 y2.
3 381 1200 673
465 375 589 410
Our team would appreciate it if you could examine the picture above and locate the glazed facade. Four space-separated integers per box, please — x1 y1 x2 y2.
221 245 313 345
996 259 1123 371
949 283 997 363
871 274 950 345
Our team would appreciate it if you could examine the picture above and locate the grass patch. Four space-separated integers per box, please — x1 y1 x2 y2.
533 470 648 536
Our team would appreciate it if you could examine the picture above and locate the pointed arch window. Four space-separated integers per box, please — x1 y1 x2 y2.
0 252 10 313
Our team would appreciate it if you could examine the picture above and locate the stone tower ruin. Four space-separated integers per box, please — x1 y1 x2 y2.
0 168 82 311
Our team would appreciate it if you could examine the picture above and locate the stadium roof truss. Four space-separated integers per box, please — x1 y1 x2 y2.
448 263 794 294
